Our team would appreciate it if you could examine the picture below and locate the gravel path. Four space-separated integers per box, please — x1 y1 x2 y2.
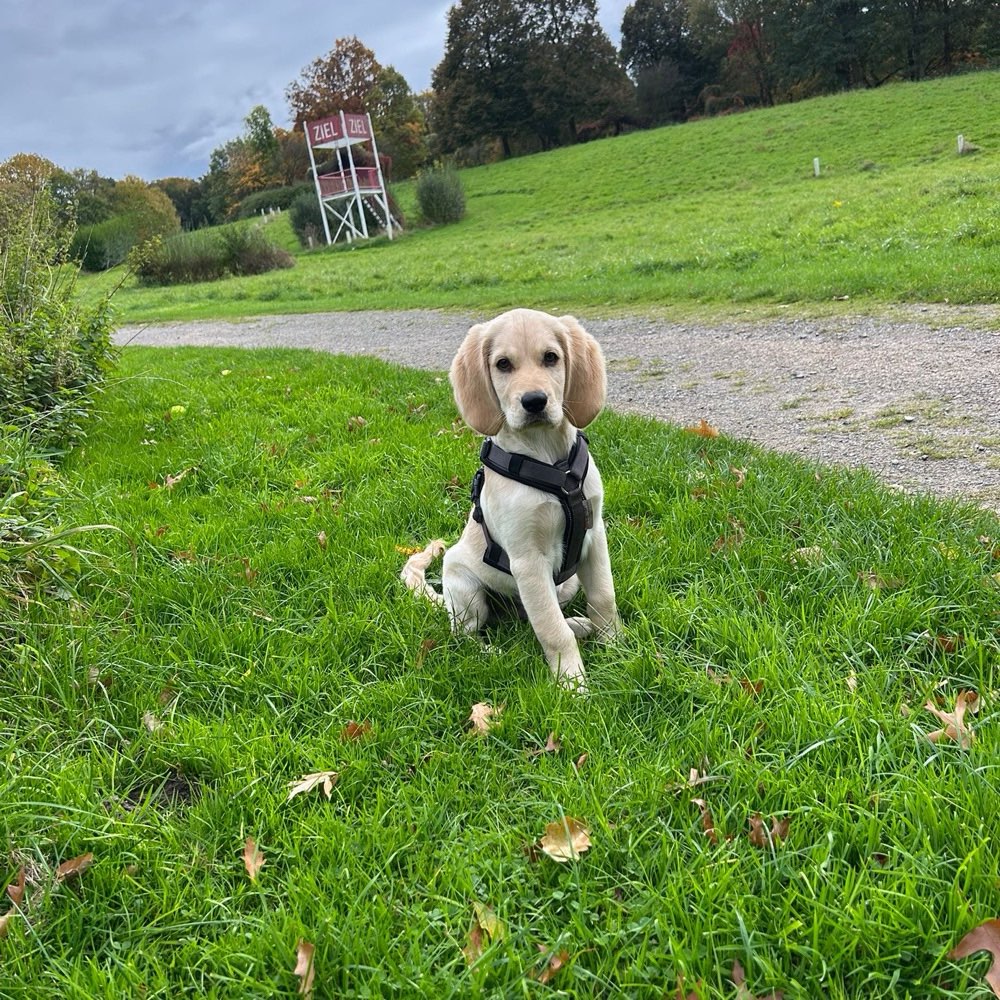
116 307 1000 513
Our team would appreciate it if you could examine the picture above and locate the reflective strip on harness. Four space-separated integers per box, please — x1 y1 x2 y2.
470 432 592 585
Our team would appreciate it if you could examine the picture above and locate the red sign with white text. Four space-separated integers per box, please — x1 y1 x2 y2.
307 113 372 148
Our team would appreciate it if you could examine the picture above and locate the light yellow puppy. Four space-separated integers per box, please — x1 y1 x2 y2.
402 308 619 689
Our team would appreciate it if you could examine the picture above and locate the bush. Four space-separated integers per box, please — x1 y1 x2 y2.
70 215 138 271
415 165 466 225
135 223 294 286
288 189 325 248
1 189 115 447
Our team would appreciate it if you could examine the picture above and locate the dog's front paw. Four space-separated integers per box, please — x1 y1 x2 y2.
565 615 595 640
594 612 622 644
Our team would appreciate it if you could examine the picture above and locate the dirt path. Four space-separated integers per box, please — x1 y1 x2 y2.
116 306 1000 512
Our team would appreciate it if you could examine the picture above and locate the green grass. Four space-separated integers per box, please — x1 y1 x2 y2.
79 71 1000 324
3 347 1000 997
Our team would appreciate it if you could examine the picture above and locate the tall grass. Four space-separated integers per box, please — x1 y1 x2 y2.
77 70 1000 322
2 346 999 996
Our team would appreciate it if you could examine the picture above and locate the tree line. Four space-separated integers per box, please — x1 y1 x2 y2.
7 0 1000 238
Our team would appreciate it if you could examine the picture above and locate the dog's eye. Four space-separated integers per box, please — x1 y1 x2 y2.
495 357 512 373
543 351 559 366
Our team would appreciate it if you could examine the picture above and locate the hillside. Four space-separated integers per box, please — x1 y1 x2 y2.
87 70 1000 323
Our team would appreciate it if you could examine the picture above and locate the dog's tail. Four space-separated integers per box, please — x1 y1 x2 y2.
400 539 448 606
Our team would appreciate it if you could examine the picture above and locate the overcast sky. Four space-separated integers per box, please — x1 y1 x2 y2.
1 1 630 183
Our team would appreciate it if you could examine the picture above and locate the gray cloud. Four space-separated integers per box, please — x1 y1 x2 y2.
1 0 628 181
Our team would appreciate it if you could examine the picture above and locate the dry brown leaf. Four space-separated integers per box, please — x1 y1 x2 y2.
142 711 164 733
347 415 368 431
748 815 789 849
468 702 502 734
240 557 258 583
414 637 436 669
574 752 588 771
934 633 965 653
691 798 719 845
527 732 561 757
294 939 316 998
0 912 15 938
684 418 720 438
739 678 764 697
462 902 505 964
316 530 328 550
287 771 339 801
243 837 265 881
6 867 25 907
163 466 195 489
730 465 747 488
732 958 784 1000
539 817 591 863
340 720 372 742
531 945 570 984
55 852 94 882
925 690 979 749
948 918 1000 996
846 671 858 694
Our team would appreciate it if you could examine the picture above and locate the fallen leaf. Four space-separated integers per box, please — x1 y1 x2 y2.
748 815 789 849
143 711 164 732
730 465 747 487
414 637 436 669
925 690 979 749
316 530 328 550
55 852 94 882
527 732 561 757
287 771 339 801
340 721 372 742
243 837 265 881
739 678 764 697
531 945 570 984
846 671 858 693
240 557 258 583
934 633 965 653
574 753 588 771
163 466 195 489
462 901 505 964
6 868 25 907
857 570 903 590
684 418 720 438
691 798 719 845
347 415 367 431
732 958 784 1000
468 702 502 734
294 939 316 998
540 817 591 863
948 919 1000 996
395 544 422 556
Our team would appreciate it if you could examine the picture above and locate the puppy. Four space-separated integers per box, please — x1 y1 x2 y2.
402 308 619 689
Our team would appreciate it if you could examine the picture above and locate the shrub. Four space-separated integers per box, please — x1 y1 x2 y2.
288 189 325 248
70 215 138 271
1 188 115 447
415 165 466 225
135 223 294 286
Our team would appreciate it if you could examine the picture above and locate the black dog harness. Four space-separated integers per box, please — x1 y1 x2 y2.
470 432 593 585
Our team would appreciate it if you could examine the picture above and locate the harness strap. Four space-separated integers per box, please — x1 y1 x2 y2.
470 432 593 585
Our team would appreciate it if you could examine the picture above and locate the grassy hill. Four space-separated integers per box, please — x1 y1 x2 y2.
85 70 1000 323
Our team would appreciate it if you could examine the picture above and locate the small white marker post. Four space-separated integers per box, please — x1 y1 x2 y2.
957 134 965 154
813 156 821 177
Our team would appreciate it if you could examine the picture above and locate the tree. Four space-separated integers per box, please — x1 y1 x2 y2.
109 176 181 243
368 67 429 178
433 0 635 157
153 177 201 230
621 0 717 121
286 36 381 129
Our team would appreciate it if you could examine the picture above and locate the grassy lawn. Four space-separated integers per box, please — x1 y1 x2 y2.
79 71 1000 324
3 346 1000 997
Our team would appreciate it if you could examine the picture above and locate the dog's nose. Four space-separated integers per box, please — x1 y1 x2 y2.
521 390 548 414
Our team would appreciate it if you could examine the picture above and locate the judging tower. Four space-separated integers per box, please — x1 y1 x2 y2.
305 111 397 244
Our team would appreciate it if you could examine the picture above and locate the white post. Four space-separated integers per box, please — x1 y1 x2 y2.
341 111 369 241
367 112 393 240
813 156 821 177
957 134 965 154
305 123 333 246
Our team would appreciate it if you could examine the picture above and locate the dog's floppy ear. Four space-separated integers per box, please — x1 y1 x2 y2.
449 323 503 434
559 316 606 428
